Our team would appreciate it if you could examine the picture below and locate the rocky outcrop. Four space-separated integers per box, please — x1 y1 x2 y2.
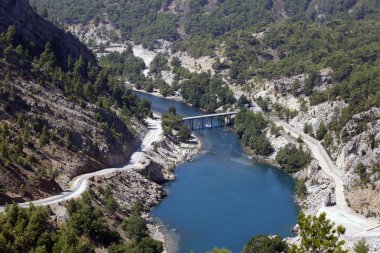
0 0 95 67
289 101 348 134
92 170 166 211
136 135 200 184
294 160 335 212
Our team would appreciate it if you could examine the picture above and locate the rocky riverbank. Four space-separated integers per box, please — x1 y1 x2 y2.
243 122 335 214
89 123 201 253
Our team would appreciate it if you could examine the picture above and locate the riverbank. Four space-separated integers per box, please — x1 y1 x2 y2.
128 84 186 104
87 113 201 253
142 133 201 253
138 92 380 251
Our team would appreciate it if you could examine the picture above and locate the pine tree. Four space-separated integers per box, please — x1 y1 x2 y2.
38 43 56 73
38 126 48 147
316 122 328 141
289 212 348 253
353 239 369 253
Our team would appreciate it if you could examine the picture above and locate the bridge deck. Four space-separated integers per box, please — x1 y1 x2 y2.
182 111 238 121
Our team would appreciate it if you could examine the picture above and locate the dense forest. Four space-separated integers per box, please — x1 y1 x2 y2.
30 0 179 48
0 193 163 253
30 0 380 47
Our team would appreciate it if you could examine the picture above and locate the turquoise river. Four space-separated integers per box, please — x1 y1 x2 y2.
135 92 299 253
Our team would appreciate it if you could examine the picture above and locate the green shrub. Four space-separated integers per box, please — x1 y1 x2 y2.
242 235 288 253
316 122 327 141
235 109 273 156
276 144 311 173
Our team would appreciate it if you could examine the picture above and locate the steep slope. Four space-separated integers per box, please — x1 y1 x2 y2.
0 0 95 68
0 0 151 203
30 0 380 47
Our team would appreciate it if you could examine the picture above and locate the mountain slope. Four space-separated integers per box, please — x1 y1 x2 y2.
0 0 95 68
0 0 150 203
30 0 380 46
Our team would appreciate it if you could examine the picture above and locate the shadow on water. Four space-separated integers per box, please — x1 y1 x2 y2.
134 91 299 253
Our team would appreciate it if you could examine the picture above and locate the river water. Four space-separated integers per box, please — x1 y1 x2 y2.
135 92 299 253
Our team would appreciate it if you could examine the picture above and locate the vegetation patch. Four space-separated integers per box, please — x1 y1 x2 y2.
234 109 273 156
276 144 311 174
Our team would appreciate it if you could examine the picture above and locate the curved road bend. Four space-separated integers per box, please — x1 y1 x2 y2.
276 121 380 239
0 116 163 212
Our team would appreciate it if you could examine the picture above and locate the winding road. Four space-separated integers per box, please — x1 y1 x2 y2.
1 109 379 245
0 116 163 212
277 121 380 242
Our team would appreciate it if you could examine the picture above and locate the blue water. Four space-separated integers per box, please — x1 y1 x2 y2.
136 92 299 253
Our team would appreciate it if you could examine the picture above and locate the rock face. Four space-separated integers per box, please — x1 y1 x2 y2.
290 106 380 217
0 0 95 67
92 170 167 211
336 108 380 217
136 136 201 184
294 159 335 213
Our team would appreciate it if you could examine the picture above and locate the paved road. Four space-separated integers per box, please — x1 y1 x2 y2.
276 121 380 240
277 122 347 208
0 116 163 212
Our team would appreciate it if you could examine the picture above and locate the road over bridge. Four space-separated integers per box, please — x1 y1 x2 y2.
182 111 238 130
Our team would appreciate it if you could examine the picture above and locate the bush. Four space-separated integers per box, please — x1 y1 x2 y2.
234 109 273 156
303 123 314 137
104 186 118 214
242 235 288 253
162 106 182 134
178 124 192 142
355 163 369 184
295 179 308 200
353 238 369 253
256 96 269 112
122 215 148 241
276 144 311 174
316 122 327 141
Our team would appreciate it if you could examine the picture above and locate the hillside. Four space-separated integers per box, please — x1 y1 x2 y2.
0 0 151 203
0 0 95 68
30 0 380 47
26 0 380 247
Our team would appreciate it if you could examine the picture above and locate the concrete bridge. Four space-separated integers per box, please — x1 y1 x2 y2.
182 111 238 130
